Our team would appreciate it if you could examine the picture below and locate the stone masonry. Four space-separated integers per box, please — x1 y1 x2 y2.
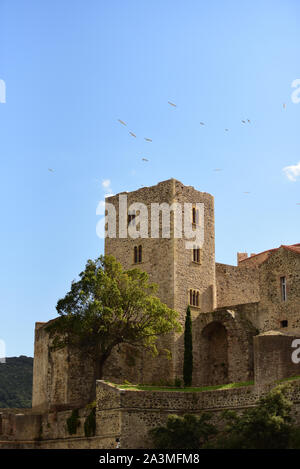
1 178 300 448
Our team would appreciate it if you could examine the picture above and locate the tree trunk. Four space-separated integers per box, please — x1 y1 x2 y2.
89 346 116 401
97 355 108 380
88 353 109 401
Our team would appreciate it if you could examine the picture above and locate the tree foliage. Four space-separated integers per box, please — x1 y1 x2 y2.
45 255 182 381
183 305 193 387
149 413 217 449
213 384 294 449
149 384 300 449
0 356 33 408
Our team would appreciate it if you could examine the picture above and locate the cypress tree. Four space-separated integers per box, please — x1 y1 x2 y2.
183 305 193 387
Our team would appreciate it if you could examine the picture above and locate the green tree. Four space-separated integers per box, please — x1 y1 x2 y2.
149 413 217 449
46 255 181 391
214 384 294 449
183 306 193 387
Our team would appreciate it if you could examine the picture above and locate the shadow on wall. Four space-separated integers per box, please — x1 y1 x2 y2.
175 308 258 387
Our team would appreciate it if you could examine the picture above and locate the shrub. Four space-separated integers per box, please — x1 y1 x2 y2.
212 384 294 449
149 413 217 449
66 409 80 435
84 408 96 437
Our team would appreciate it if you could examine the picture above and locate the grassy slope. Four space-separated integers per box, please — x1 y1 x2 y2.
107 380 255 392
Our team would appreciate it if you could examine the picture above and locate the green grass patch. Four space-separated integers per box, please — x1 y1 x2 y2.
277 375 300 384
106 380 254 393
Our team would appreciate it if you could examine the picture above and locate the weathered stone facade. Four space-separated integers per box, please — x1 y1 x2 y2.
2 178 297 449
31 179 300 411
4 379 300 449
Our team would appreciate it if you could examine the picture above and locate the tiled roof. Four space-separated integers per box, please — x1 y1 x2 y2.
282 244 300 255
240 243 300 263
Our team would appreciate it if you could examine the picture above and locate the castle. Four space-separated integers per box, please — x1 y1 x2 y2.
1 178 300 448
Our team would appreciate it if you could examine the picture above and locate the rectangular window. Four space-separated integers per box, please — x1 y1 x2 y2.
193 247 201 263
189 289 200 307
280 320 288 328
280 276 287 302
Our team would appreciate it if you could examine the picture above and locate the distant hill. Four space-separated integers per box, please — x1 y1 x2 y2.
0 356 33 408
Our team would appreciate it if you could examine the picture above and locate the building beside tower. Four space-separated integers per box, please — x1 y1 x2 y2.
31 179 300 411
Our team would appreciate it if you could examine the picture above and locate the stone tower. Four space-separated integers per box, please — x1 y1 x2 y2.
104 178 216 384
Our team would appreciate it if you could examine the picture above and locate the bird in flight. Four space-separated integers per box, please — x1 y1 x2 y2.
142 158 149 162
283 103 286 110
247 119 251 123
129 132 136 138
243 192 251 194
144 138 152 142
225 128 229 132
241 120 246 124
118 119 127 126
200 122 205 126
213 168 222 172
48 168 54 172
168 101 177 107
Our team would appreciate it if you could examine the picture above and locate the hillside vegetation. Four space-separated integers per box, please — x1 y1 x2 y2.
0 356 33 408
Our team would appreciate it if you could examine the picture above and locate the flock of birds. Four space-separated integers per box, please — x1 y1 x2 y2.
117 100 252 167
47 101 298 205
116 100 256 194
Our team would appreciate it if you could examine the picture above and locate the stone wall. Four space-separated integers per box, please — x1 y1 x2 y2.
105 179 216 386
30 178 300 422
254 331 300 386
32 322 95 411
172 181 216 380
258 247 300 332
95 380 300 449
190 308 258 386
104 179 177 386
0 412 42 441
216 263 260 308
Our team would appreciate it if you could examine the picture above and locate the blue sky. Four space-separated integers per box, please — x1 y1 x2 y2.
0 0 299 357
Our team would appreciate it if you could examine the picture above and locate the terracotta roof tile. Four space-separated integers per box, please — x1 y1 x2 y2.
240 243 300 263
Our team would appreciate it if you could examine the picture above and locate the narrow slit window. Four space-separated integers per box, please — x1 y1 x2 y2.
192 207 196 224
192 206 199 225
193 246 201 263
134 246 138 264
193 246 201 264
138 245 142 263
280 276 287 302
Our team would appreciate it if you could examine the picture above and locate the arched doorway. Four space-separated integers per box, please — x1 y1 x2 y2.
200 321 229 386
